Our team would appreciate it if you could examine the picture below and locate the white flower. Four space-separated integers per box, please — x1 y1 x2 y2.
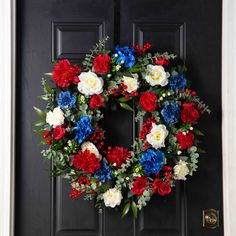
77 71 103 96
174 160 189 180
146 123 169 149
103 188 123 208
143 64 170 86
81 141 101 159
46 107 64 128
123 74 139 93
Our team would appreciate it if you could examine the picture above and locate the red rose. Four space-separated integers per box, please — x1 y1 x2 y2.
89 94 104 109
132 177 148 196
176 132 195 150
72 150 100 174
52 59 81 88
157 182 172 196
139 92 157 112
93 54 111 74
155 57 169 66
152 178 161 193
180 103 200 123
52 126 66 140
106 146 131 168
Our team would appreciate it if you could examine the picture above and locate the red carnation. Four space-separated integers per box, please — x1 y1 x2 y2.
52 126 66 140
155 57 169 66
93 54 111 74
180 103 200 123
52 59 81 88
132 177 148 196
72 150 100 174
157 181 172 196
139 92 157 112
176 132 195 150
106 146 131 168
89 94 104 109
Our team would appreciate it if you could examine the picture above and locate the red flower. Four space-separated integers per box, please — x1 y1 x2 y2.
89 94 104 109
93 54 111 74
176 132 195 150
72 150 100 174
152 178 161 193
180 103 200 123
139 92 157 112
52 59 81 88
52 126 66 140
157 182 172 196
42 130 51 138
139 117 156 139
155 57 169 66
106 146 131 168
132 177 148 196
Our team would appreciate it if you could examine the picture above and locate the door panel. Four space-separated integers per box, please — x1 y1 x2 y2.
15 1 223 236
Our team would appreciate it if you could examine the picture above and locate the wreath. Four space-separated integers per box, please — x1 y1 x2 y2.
34 37 210 217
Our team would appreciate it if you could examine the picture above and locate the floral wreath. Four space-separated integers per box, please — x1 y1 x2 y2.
34 37 210 217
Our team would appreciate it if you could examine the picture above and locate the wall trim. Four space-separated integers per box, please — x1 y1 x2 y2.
222 0 236 235
0 0 234 235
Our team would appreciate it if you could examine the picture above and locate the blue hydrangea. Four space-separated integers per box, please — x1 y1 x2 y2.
140 149 165 175
73 116 94 144
58 91 76 109
161 103 180 124
94 162 113 183
113 46 136 68
169 73 187 92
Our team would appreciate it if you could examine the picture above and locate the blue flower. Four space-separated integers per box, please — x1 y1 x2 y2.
58 91 76 109
140 149 165 175
169 73 187 92
73 116 94 144
113 46 136 68
94 162 113 183
161 103 180 124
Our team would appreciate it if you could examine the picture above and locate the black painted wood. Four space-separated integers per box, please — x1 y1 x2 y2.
15 0 223 236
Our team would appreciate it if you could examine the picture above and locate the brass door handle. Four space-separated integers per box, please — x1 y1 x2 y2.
203 209 219 229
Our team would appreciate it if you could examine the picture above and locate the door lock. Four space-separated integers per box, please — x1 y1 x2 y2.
203 209 219 229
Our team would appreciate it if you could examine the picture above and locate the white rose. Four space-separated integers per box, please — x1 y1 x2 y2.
123 73 139 93
146 123 169 149
143 64 170 86
81 141 101 159
174 160 189 180
46 107 64 128
103 188 123 208
77 71 104 96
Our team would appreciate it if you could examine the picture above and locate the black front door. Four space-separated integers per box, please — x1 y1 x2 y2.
15 0 223 236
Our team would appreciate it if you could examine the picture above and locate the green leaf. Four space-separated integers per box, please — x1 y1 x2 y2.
197 147 206 154
33 120 46 127
34 129 45 136
131 201 138 218
44 72 52 76
33 106 46 118
122 202 130 218
117 97 131 103
193 129 204 136
120 103 133 111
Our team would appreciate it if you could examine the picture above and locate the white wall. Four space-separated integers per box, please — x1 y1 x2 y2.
0 0 235 235
0 0 12 235
222 0 236 235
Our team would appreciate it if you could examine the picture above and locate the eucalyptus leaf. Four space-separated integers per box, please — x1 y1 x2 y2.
120 103 133 111
122 202 130 218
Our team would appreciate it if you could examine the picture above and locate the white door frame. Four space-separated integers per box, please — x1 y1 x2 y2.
0 0 235 235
